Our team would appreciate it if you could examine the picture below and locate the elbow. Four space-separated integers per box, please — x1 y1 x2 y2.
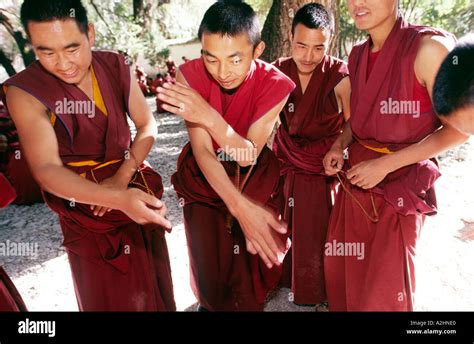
136 123 158 142
33 163 59 193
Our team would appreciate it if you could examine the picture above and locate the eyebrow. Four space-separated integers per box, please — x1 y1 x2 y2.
202 50 242 59
36 43 81 51
296 42 325 48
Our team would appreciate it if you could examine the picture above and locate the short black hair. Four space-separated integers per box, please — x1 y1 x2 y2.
198 0 261 48
291 3 334 35
433 34 474 116
20 0 89 37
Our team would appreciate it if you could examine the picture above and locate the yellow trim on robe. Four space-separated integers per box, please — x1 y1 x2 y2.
71 159 123 178
90 65 108 116
362 144 394 154
68 158 122 168
49 65 108 127
50 112 57 126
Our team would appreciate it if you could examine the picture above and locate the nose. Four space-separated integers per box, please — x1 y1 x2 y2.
56 53 72 72
352 0 365 7
218 63 230 80
304 48 313 62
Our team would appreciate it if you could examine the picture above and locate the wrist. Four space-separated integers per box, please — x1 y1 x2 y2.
227 194 250 217
108 188 126 210
203 108 218 129
115 166 135 184
379 154 399 174
331 140 345 151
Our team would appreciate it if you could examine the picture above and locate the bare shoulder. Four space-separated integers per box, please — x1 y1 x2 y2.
418 34 455 58
6 85 47 117
334 76 351 95
415 34 455 86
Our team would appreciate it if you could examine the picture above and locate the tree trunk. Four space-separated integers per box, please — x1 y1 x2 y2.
0 49 16 76
0 10 36 68
261 0 337 62
133 0 170 38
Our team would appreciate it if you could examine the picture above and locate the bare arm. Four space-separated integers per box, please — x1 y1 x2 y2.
113 67 158 183
158 69 288 166
334 76 351 121
6 86 170 228
347 35 469 189
173 72 287 267
381 35 468 171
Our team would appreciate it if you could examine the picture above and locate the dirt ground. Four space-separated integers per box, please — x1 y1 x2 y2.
1 100 473 311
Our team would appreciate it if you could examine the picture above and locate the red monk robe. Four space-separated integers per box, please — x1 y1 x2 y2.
0 266 27 311
273 56 348 305
0 104 42 205
172 58 295 311
2 51 176 311
324 17 454 311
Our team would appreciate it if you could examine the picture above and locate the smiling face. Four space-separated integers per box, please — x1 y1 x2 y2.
291 23 331 75
201 32 264 90
347 0 398 31
27 19 94 85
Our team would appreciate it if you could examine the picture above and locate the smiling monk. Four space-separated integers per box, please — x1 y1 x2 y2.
322 0 468 311
2 0 175 311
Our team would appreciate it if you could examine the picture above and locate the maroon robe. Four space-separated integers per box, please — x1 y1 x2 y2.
2 51 176 311
0 266 27 311
0 105 42 205
272 56 348 305
172 58 295 311
324 17 454 311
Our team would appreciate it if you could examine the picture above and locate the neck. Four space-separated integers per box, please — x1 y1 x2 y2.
76 67 92 89
368 13 398 52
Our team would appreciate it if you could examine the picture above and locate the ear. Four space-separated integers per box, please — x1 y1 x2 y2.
87 23 95 47
253 41 266 60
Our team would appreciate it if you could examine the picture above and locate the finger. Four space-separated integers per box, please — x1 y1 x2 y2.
324 165 338 176
98 207 109 217
256 230 279 265
267 213 287 235
346 166 357 179
158 203 168 217
251 240 273 269
163 82 193 96
147 210 172 229
161 103 184 116
141 193 164 209
95 206 106 216
157 92 187 109
246 239 257 255
350 175 363 185
361 182 373 190
271 229 287 254
157 86 189 103
92 205 101 216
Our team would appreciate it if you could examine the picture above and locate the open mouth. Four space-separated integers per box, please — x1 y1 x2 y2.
355 10 370 19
